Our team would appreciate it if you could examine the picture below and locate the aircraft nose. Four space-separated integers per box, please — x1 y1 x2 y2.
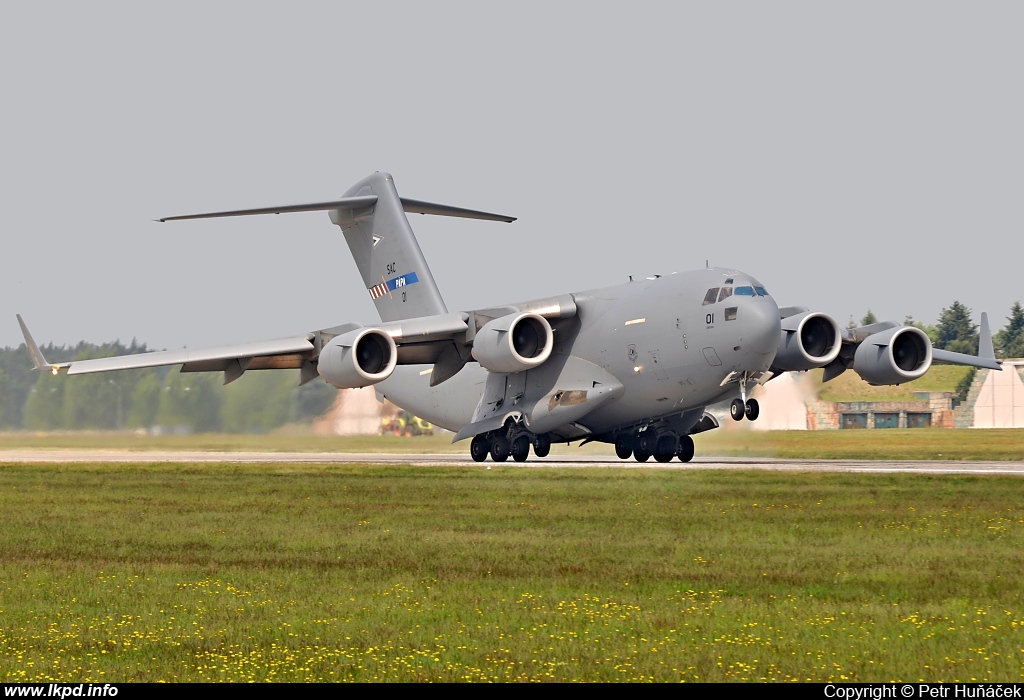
746 297 781 357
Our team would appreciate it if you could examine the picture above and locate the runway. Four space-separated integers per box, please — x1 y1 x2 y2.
1 449 1023 474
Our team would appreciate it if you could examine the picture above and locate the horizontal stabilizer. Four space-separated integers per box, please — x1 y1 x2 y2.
158 195 379 222
400 198 516 223
157 195 515 224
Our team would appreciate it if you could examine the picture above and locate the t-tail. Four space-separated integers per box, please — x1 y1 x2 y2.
158 171 515 322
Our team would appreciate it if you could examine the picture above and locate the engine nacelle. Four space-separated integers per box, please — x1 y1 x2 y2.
853 326 932 385
772 311 842 371
317 327 398 389
471 312 553 373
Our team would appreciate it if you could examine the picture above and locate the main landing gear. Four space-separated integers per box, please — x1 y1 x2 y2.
614 432 695 463
470 429 552 463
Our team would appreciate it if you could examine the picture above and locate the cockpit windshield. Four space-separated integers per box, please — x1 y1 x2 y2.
703 281 770 304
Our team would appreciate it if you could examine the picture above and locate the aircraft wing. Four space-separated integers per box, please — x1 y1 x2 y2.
16 312 472 386
816 311 1000 383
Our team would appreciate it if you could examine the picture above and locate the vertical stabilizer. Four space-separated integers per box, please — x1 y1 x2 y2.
331 173 447 323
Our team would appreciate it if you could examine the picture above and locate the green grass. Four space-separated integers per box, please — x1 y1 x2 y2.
813 366 973 402
0 431 464 454
1 462 1023 682
694 428 1024 461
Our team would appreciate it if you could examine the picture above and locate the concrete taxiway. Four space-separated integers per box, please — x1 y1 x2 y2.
1 450 1023 475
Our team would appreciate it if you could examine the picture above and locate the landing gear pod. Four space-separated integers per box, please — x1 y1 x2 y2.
471 312 554 373
317 328 398 389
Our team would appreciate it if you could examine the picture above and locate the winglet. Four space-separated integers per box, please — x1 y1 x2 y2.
979 311 996 361
16 314 54 372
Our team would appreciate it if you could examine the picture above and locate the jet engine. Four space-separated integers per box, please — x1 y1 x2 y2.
471 312 553 373
317 327 397 389
853 326 932 385
772 311 842 371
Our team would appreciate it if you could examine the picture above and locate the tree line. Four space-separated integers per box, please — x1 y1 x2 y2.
0 339 334 432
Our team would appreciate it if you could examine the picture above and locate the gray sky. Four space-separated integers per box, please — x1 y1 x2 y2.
2 3 1021 351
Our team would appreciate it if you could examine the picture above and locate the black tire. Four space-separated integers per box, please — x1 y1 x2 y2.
730 398 745 421
533 433 551 458
490 435 510 462
470 435 489 462
676 435 694 462
745 398 759 421
614 436 632 460
638 432 657 453
634 450 651 463
511 436 531 462
654 434 677 462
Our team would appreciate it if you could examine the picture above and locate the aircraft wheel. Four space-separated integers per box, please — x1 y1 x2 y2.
676 435 694 463
638 432 657 453
745 398 759 421
533 433 551 458
511 436 531 462
470 435 489 462
633 449 651 463
654 435 677 462
614 436 632 460
490 435 510 462
730 398 745 421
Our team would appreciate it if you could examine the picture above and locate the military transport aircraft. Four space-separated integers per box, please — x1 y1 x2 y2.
16 172 1002 463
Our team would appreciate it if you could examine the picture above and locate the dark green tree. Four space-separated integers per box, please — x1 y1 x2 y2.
860 310 878 325
934 301 978 355
23 375 67 429
221 371 296 434
297 380 336 421
156 372 223 433
994 302 1024 359
126 371 162 428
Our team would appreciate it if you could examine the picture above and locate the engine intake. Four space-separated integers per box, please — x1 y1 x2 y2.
772 311 842 371
317 327 397 389
853 326 932 385
472 312 553 373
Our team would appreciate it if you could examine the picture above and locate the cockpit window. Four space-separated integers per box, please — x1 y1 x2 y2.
754 285 769 297
718 287 733 302
702 288 719 305
734 286 755 296
724 278 734 284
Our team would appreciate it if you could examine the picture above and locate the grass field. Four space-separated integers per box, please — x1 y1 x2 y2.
2 427 1023 461
813 366 974 403
1 462 1023 682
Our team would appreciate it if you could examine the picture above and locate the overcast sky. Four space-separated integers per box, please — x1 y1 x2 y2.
2 3 1021 351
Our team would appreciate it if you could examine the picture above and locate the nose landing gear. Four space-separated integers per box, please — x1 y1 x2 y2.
730 397 759 421
729 375 760 422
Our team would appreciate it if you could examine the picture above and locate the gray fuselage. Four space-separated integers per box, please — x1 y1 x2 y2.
378 267 781 439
